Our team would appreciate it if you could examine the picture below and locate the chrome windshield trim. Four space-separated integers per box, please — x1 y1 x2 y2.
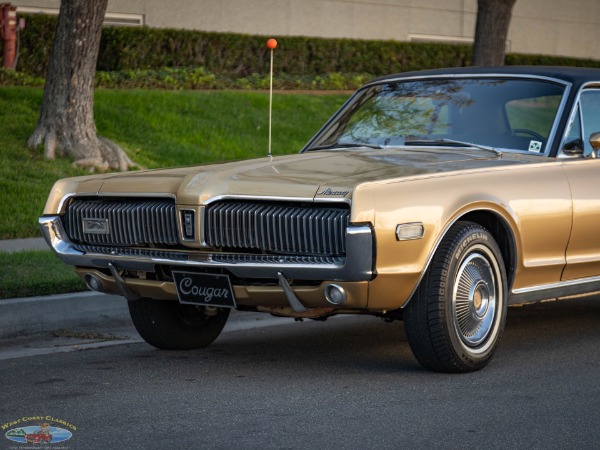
546 82 572 157
359 73 572 90
40 216 373 282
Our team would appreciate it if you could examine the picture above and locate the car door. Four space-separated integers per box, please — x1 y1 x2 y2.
561 87 600 280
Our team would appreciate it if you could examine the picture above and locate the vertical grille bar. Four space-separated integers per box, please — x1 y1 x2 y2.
204 201 349 256
63 198 178 246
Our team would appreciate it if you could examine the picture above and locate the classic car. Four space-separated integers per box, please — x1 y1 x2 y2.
40 66 600 373
25 431 52 444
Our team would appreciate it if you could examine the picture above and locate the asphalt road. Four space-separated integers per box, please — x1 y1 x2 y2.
2 296 600 449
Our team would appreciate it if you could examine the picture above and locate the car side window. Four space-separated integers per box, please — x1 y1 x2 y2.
579 89 600 155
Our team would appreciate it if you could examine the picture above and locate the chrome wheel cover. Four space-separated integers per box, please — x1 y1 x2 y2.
452 245 502 353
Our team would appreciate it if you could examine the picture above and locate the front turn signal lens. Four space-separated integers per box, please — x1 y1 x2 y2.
395 222 425 241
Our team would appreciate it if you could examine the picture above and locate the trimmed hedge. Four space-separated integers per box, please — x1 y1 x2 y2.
16 14 471 77
14 14 57 76
0 68 44 86
0 66 371 90
93 68 372 90
11 13 600 80
504 53 600 68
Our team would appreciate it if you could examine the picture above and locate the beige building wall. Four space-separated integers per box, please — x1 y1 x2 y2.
12 0 600 60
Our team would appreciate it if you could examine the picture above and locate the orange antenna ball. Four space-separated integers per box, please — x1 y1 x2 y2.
267 38 278 49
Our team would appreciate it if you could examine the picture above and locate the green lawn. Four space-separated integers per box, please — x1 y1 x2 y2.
0 87 347 239
0 250 87 299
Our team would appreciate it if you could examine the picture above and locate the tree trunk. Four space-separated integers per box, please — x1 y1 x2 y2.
472 0 517 66
27 0 134 171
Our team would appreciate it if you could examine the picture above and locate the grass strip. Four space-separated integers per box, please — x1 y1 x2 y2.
0 250 87 300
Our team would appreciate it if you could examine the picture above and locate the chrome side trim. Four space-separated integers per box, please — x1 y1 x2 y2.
510 276 600 304
40 216 374 282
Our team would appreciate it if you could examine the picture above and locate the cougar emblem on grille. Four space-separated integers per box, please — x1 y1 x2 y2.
82 218 110 234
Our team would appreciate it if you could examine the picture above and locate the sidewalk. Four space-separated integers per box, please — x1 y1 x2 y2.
0 237 48 253
0 237 130 339
0 291 130 339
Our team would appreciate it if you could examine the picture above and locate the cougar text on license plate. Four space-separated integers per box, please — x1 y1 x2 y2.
173 272 236 308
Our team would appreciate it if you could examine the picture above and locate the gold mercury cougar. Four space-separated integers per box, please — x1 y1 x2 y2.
41 66 600 372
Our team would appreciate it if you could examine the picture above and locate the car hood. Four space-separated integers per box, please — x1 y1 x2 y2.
90 148 540 204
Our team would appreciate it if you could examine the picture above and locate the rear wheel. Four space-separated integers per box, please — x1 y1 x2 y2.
128 299 230 350
404 221 507 372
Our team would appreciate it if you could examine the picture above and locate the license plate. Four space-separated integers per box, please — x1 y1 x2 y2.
173 272 236 308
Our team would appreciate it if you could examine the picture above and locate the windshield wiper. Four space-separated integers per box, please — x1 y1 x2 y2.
403 138 502 156
308 142 384 151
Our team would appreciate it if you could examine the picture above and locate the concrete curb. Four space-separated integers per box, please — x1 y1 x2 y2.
0 291 298 341
0 291 131 339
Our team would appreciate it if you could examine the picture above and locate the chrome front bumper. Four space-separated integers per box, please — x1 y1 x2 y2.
40 215 374 282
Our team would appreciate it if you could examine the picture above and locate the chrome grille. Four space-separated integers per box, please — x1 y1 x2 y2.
204 202 349 256
63 199 179 246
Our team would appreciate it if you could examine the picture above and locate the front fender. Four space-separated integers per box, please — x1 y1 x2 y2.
361 164 571 310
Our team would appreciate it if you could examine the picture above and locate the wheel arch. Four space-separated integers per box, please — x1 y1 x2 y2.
459 210 517 291
402 207 519 309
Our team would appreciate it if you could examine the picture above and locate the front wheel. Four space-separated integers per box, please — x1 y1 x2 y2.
403 221 508 372
128 299 230 350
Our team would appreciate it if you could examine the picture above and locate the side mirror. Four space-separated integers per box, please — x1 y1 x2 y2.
587 132 600 158
590 132 600 150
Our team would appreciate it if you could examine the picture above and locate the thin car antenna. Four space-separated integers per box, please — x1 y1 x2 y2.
267 38 277 160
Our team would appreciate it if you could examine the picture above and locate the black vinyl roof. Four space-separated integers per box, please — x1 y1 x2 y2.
372 66 600 86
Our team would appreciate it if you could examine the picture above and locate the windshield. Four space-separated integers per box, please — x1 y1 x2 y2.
307 77 566 154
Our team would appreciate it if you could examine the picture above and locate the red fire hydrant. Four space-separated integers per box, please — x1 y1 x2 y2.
1 3 19 69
